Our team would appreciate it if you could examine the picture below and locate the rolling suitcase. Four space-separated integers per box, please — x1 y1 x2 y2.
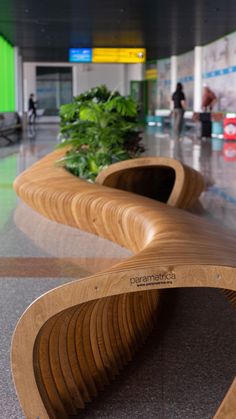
200 112 212 137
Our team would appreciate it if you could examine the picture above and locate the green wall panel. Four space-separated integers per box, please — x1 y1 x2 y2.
0 36 15 112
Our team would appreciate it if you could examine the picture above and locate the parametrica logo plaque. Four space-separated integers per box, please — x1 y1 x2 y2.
130 272 176 287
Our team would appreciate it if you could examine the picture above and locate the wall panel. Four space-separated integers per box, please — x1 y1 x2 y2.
0 36 15 112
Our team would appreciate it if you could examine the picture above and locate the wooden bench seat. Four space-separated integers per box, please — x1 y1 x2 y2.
11 150 235 418
96 156 205 208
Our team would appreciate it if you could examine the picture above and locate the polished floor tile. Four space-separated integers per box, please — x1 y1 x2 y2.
0 124 235 419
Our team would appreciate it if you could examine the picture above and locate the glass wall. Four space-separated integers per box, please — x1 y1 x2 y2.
36 67 73 116
130 80 147 121
0 36 15 112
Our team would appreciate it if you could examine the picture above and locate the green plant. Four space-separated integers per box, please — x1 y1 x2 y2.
57 85 144 181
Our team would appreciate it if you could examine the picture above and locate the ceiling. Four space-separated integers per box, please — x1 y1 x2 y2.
1 0 236 62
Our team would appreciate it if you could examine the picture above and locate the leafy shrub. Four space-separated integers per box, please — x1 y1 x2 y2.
57 85 144 181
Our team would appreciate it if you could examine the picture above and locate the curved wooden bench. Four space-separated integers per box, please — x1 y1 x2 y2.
11 150 236 419
97 158 236 311
96 156 205 209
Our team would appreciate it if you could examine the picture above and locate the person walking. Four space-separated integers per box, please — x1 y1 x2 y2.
171 82 186 139
28 93 37 124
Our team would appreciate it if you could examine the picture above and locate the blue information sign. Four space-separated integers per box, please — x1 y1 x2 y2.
69 48 92 63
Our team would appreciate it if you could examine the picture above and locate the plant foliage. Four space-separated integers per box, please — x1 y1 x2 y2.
57 85 144 181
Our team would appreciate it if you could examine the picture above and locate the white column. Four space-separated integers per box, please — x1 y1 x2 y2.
123 65 129 95
194 46 203 112
118 64 125 96
171 55 178 94
23 63 36 112
55 78 60 109
72 64 79 97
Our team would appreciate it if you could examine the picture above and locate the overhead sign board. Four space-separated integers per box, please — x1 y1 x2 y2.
69 48 146 63
92 48 146 63
69 48 92 63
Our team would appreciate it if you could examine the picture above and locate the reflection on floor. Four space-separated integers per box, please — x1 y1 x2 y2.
144 125 236 230
0 124 235 418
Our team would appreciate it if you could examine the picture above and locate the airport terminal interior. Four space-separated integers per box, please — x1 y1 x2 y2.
0 1 236 419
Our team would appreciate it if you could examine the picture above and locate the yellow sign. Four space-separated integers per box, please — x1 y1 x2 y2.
92 48 146 63
145 68 158 80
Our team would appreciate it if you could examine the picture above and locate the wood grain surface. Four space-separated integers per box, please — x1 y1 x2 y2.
96 156 205 209
11 150 235 418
